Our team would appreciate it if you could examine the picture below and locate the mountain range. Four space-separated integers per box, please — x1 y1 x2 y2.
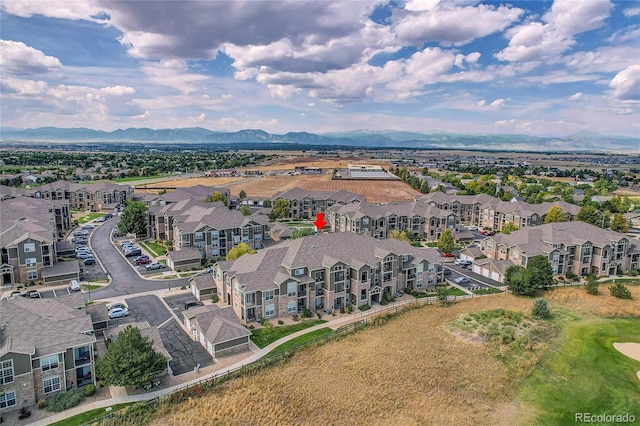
1 127 638 152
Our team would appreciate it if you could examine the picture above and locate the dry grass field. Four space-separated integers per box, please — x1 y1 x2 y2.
148 289 638 426
255 156 390 171
228 174 419 202
139 177 245 188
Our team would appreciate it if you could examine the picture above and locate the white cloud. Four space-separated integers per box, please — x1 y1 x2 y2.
141 60 209 94
0 40 62 75
394 3 523 47
568 92 585 101
0 1 107 22
544 0 613 38
624 7 640 17
609 65 640 100
490 98 505 108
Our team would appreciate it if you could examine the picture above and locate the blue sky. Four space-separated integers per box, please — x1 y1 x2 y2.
1 0 639 138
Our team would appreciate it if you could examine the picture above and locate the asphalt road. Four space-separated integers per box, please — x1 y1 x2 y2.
445 264 502 291
125 295 173 326
160 318 213 375
89 219 190 299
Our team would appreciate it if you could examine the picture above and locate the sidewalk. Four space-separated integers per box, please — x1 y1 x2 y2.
27 297 416 426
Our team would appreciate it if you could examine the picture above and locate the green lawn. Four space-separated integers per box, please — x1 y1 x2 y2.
250 319 327 348
111 175 170 183
48 402 134 426
472 287 503 295
75 213 104 224
519 318 640 425
447 287 468 296
268 327 334 355
82 284 102 291
139 241 167 257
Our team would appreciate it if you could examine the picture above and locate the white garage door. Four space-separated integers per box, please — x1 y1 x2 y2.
472 265 482 274
491 271 500 281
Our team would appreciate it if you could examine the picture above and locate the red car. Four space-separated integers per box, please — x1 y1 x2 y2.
441 252 455 258
135 257 152 265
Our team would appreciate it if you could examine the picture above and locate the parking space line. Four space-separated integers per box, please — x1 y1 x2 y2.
158 317 174 329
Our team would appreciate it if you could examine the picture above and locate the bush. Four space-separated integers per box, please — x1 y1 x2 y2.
277 320 284 325
380 299 388 306
37 399 47 409
211 294 219 303
316 312 322 319
384 293 394 303
301 308 312 318
565 271 579 281
260 318 271 327
532 298 550 319
584 275 599 295
609 283 632 299
358 304 371 311
628 270 638 277
340 306 345 314
83 384 96 397
347 305 353 314
46 389 84 412
180 285 186 290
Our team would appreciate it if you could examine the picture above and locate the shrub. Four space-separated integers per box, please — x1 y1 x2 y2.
340 306 345 314
380 299 388 306
316 312 322 319
248 325 254 330
83 384 96 397
358 304 371 311
211 294 219 303
260 318 271 327
301 308 312 318
532 298 550 319
628 270 638 277
347 305 353 314
609 283 632 299
37 399 47 409
404 287 412 294
584 275 599 295
565 271 579 281
46 389 84 412
277 320 284 325
384 293 394 303
180 285 186 290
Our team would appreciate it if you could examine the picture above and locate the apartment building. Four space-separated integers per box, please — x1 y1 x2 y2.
0 297 96 415
32 180 133 211
272 188 364 220
0 197 79 286
479 221 639 278
417 192 496 225
329 200 459 241
212 233 444 322
0 185 71 235
144 185 231 240
480 200 580 231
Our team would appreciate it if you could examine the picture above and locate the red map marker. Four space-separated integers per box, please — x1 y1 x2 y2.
314 213 327 230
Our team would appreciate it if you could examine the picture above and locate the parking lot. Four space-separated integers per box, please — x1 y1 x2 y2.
115 239 171 276
164 293 205 313
159 319 213 375
445 266 494 292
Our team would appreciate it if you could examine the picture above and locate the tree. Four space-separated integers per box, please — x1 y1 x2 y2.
262 200 272 208
544 206 568 223
205 191 228 206
96 325 167 388
504 265 536 296
238 190 247 200
501 222 519 234
419 180 429 194
118 201 148 237
610 213 629 233
390 229 411 242
584 274 599 295
527 255 554 290
532 298 550 319
226 242 256 260
240 205 252 216
609 282 632 299
436 286 449 305
436 228 455 254
273 198 290 219
577 205 607 228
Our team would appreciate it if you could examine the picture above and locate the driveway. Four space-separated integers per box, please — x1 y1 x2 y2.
159 319 213 375
125 295 173 326
445 265 501 291
88 220 190 299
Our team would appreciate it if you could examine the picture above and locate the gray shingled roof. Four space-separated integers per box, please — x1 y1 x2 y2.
190 274 216 291
183 305 250 345
167 246 201 262
0 297 95 358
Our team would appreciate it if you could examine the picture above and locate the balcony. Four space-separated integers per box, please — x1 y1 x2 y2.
74 352 91 367
315 288 324 296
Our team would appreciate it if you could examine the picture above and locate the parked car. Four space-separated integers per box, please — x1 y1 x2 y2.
454 276 470 284
135 257 151 265
441 252 456 258
145 262 164 270
468 225 478 231
443 269 451 275
107 302 126 312
69 280 81 291
108 308 129 319
74 230 89 236
93 216 106 222
26 290 40 298
125 249 142 257
134 255 150 262
454 259 472 267
184 301 204 310
120 241 134 248
77 252 95 260
82 224 95 230
83 258 96 265
76 247 91 253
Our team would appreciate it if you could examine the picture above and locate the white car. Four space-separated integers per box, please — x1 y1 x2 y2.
468 225 478 231
69 280 81 291
108 308 129 319
145 262 164 270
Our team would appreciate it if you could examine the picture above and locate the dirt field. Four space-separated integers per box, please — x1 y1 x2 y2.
139 177 245 188
150 288 638 426
227 174 419 202
255 156 391 171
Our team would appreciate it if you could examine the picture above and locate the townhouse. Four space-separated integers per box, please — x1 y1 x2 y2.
32 180 133 211
271 188 364 220
0 197 79 286
329 200 459 241
212 233 444 323
1 185 71 235
417 192 496 225
479 200 580 231
0 297 96 415
479 221 639 280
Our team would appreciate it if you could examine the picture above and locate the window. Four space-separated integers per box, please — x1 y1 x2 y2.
43 376 61 394
416 279 423 288
195 232 203 240
287 282 296 297
402 255 408 262
195 242 204 249
362 217 369 224
361 289 367 300
264 290 274 301
417 263 424 273
254 226 262 233
26 258 36 267
553 252 559 262
27 270 38 280
0 391 16 409
287 301 297 313
24 242 35 252
0 360 14 384
360 270 368 282
265 304 275 317
41 354 59 371
210 230 219 238
294 268 304 276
